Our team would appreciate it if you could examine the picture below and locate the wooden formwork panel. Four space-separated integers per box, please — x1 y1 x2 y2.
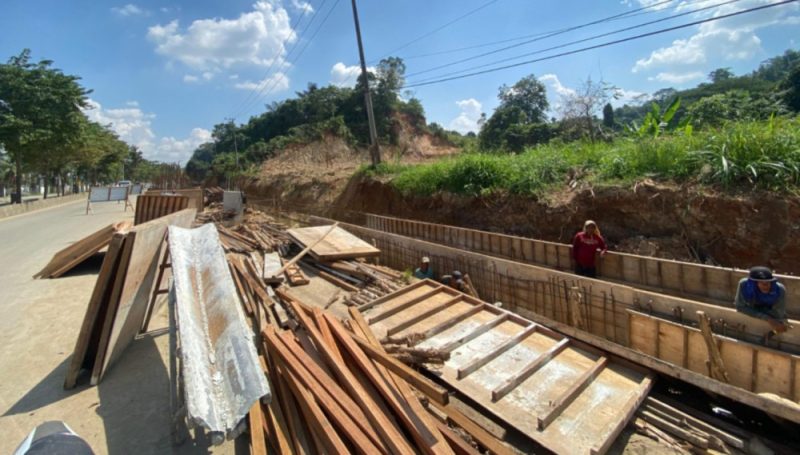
628 310 800 402
364 213 800 318
363 280 653 455
134 194 190 225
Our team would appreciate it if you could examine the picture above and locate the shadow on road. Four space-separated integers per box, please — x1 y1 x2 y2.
2 357 82 416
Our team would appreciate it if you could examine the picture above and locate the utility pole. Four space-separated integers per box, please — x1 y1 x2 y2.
350 0 381 166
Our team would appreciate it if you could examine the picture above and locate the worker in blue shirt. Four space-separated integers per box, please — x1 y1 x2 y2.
413 256 434 280
734 266 789 341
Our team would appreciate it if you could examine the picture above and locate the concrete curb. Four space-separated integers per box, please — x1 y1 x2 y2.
0 193 86 220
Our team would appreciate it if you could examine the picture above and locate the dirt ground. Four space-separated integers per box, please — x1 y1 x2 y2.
0 199 237 454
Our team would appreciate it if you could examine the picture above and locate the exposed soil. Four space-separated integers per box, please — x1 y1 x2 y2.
247 140 800 275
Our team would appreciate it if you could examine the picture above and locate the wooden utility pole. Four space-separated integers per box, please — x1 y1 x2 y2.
350 0 381 166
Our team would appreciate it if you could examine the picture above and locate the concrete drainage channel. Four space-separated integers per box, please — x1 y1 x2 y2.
0 193 85 220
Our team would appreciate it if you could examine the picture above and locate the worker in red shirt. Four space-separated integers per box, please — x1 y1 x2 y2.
572 220 607 278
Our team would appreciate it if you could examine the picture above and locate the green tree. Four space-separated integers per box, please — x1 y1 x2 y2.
479 74 549 150
780 63 800 112
559 77 618 142
497 74 549 124
0 49 91 202
709 67 734 84
602 103 614 128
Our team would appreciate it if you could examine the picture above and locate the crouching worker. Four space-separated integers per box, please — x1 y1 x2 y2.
735 266 789 339
414 256 434 280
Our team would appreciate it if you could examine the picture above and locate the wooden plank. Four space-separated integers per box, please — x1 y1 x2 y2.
430 401 516 455
491 338 570 402
35 221 132 279
93 208 197 384
349 308 449 405
285 300 416 454
438 313 509 353
248 401 267 455
358 279 430 311
537 357 608 430
369 285 446 324
63 234 126 389
324 313 454 455
268 329 387 452
697 311 729 383
287 224 380 260
265 330 384 453
279 363 351 454
590 375 654 455
457 323 539 379
317 269 358 291
262 252 284 283
387 295 464 336
415 303 487 343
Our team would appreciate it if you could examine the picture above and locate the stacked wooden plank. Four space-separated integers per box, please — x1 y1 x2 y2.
204 186 225 203
250 288 514 455
34 221 132 279
64 208 197 389
133 194 189 225
287 225 381 261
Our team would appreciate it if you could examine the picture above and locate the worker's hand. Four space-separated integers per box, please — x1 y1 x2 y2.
599 250 607 258
768 318 788 333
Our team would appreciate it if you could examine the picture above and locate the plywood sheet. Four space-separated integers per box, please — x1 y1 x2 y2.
92 208 197 383
365 282 651 454
287 225 380 260
35 221 132 279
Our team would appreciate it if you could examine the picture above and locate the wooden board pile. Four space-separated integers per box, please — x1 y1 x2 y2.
247 290 514 455
204 186 225 203
302 258 409 305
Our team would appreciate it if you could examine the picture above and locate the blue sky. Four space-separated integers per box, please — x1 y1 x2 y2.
1 0 798 163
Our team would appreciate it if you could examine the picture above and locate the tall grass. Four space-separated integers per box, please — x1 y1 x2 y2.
379 117 800 196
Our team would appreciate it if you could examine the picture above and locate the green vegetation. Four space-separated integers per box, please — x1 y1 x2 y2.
380 117 800 196
0 49 176 201
185 57 440 183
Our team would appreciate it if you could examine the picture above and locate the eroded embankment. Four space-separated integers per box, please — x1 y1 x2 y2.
247 172 800 274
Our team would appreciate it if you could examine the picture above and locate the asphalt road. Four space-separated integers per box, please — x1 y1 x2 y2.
0 199 234 454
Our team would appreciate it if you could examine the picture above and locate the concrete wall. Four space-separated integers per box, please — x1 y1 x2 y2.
0 193 85 220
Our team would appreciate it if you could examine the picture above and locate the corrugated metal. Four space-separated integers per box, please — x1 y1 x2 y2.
168 223 270 441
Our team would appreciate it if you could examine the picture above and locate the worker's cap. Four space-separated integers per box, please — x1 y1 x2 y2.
452 270 463 279
421 256 430 263
440 274 452 282
584 220 597 227
748 266 775 282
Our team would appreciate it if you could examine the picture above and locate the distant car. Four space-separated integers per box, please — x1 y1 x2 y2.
117 180 131 187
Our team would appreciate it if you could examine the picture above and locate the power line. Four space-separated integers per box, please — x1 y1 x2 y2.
399 0 679 62
405 0 740 80
229 0 327 121
234 0 343 121
402 0 799 89
372 0 504 62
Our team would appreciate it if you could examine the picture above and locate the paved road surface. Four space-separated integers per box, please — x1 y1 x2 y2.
0 199 235 454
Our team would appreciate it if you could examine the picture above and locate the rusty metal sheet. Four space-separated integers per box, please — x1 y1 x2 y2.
168 223 270 440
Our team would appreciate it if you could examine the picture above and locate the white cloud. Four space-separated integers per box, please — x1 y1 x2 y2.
448 98 482 135
648 71 705 84
623 0 672 11
632 0 800 74
291 0 314 13
202 71 214 81
234 72 290 93
539 74 577 97
147 2 295 71
155 128 213 163
330 62 375 87
229 74 240 80
83 99 210 164
183 74 199 83
125 100 139 107
112 4 148 17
